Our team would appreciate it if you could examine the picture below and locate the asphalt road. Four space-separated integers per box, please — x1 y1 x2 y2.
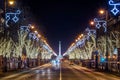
61 62 120 80
0 62 120 80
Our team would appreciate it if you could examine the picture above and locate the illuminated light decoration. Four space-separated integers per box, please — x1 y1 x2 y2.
100 55 105 63
29 32 34 39
20 24 32 33
76 41 81 46
76 38 85 47
85 27 96 35
94 18 107 32
33 34 37 40
109 0 120 15
38 34 41 38
80 39 85 45
63 28 96 56
36 37 39 41
85 27 96 40
64 36 87 56
43 45 49 50
34 31 38 35
5 10 21 27
63 35 86 56
68 44 76 53
43 45 52 53
113 48 118 54
29 32 38 40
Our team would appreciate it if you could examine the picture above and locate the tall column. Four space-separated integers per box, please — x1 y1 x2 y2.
59 41 61 56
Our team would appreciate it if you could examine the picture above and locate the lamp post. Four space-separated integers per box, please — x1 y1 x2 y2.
100 9 109 71
2 0 15 72
93 9 109 71
90 20 99 69
4 0 15 23
4 0 15 35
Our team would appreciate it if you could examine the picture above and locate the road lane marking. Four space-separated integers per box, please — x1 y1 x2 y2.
60 63 62 80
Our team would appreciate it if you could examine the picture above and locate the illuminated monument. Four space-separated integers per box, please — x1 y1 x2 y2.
57 41 63 60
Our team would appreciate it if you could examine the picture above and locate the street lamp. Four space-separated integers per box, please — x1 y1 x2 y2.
8 0 15 6
99 9 109 71
90 21 94 25
93 9 109 71
89 21 98 69
99 9 105 15
38 34 41 38
4 0 18 32
5 0 15 13
34 30 38 34
31 26 34 29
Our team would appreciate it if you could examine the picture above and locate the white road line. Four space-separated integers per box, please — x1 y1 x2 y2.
60 63 62 80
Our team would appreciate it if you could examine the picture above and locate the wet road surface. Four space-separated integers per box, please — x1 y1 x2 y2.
0 62 120 80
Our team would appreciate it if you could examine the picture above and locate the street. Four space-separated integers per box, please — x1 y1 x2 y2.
0 0 120 80
0 62 120 80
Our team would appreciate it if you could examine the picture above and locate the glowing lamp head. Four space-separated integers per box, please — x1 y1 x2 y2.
8 0 15 5
75 39 78 42
99 9 105 15
81 34 83 37
38 34 41 38
71 43 74 46
90 21 94 25
31 26 34 29
78 37 80 40
34 30 38 34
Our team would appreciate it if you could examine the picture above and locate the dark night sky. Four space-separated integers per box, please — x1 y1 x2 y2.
21 0 107 54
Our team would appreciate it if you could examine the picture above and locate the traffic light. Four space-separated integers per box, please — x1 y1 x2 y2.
118 48 120 61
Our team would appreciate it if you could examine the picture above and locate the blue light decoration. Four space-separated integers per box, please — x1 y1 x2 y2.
85 27 96 40
43 45 50 51
29 32 39 41
6 10 21 27
76 38 85 47
94 18 107 32
20 24 31 33
100 56 105 63
109 0 120 15
113 48 118 54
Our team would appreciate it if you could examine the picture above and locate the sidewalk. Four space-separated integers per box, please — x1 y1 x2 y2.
0 68 31 78
73 63 120 77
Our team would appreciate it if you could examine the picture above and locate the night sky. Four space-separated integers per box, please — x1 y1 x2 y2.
21 0 107 54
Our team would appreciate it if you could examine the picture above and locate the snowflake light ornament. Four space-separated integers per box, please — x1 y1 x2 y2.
20 24 32 33
94 18 107 32
85 27 96 40
6 10 21 27
109 0 120 15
